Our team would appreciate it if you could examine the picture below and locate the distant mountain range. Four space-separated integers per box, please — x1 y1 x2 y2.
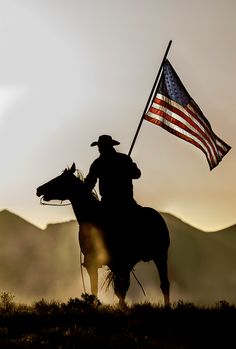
0 209 235 306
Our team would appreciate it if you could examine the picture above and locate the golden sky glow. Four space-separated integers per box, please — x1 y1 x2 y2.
0 0 235 231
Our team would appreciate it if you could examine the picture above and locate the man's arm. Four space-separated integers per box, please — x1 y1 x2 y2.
84 161 98 191
131 161 141 179
124 154 141 179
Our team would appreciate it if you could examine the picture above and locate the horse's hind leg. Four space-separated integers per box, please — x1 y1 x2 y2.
153 251 170 306
113 270 130 309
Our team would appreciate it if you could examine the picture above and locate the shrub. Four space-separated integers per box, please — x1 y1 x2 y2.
0 292 15 312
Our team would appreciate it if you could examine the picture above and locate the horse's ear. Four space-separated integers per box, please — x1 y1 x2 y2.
70 163 76 173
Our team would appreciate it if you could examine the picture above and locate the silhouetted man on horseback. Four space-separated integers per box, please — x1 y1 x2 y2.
84 135 141 218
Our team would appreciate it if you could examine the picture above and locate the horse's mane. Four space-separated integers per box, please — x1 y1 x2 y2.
75 169 100 202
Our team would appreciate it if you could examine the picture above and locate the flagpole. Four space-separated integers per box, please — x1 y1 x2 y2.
128 40 172 156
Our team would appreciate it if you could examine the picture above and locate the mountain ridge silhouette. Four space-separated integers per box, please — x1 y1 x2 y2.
1 208 235 232
0 208 236 305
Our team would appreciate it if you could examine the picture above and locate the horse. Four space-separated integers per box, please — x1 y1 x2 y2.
36 163 170 307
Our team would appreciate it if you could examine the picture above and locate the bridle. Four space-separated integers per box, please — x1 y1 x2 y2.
40 196 71 206
38 170 146 298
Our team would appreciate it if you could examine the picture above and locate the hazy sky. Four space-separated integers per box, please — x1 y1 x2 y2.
0 0 235 231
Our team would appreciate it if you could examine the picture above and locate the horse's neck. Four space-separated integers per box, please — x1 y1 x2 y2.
70 201 82 224
69 190 98 225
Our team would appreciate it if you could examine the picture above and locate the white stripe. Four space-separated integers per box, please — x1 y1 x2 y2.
155 94 219 157
187 102 214 135
146 109 211 157
146 109 215 166
189 106 229 156
187 103 225 155
151 97 218 164
215 137 230 153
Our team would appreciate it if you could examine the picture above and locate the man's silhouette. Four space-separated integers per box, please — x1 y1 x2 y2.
84 135 141 214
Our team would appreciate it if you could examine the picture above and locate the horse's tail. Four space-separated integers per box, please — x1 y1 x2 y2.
100 268 115 292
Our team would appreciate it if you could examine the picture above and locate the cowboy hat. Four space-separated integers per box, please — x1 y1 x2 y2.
90 134 120 147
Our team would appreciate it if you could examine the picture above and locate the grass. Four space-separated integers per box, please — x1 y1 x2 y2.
0 292 235 348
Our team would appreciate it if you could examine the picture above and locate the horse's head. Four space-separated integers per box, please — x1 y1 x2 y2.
36 162 81 202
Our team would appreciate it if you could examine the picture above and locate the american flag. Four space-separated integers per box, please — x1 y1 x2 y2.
144 59 231 170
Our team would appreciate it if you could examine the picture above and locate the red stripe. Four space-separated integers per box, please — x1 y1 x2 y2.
185 103 221 158
144 114 215 169
153 97 219 161
185 101 214 136
214 133 231 153
147 105 216 167
186 104 231 158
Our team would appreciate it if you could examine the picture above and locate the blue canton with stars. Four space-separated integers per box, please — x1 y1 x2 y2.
159 59 192 107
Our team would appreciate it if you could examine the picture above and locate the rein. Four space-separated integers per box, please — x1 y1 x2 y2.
39 196 87 293
131 269 146 297
40 197 71 206
38 169 145 298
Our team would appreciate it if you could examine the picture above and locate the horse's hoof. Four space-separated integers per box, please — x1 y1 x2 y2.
118 301 128 311
164 295 170 307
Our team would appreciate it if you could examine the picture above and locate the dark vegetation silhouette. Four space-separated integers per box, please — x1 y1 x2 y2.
0 292 235 349
36 163 170 307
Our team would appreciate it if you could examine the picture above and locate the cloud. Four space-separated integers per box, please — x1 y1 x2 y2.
0 85 28 126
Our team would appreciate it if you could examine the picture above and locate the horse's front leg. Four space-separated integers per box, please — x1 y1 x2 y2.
82 254 99 296
79 223 107 297
86 264 98 296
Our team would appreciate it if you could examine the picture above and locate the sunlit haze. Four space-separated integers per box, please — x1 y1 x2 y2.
0 0 235 232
